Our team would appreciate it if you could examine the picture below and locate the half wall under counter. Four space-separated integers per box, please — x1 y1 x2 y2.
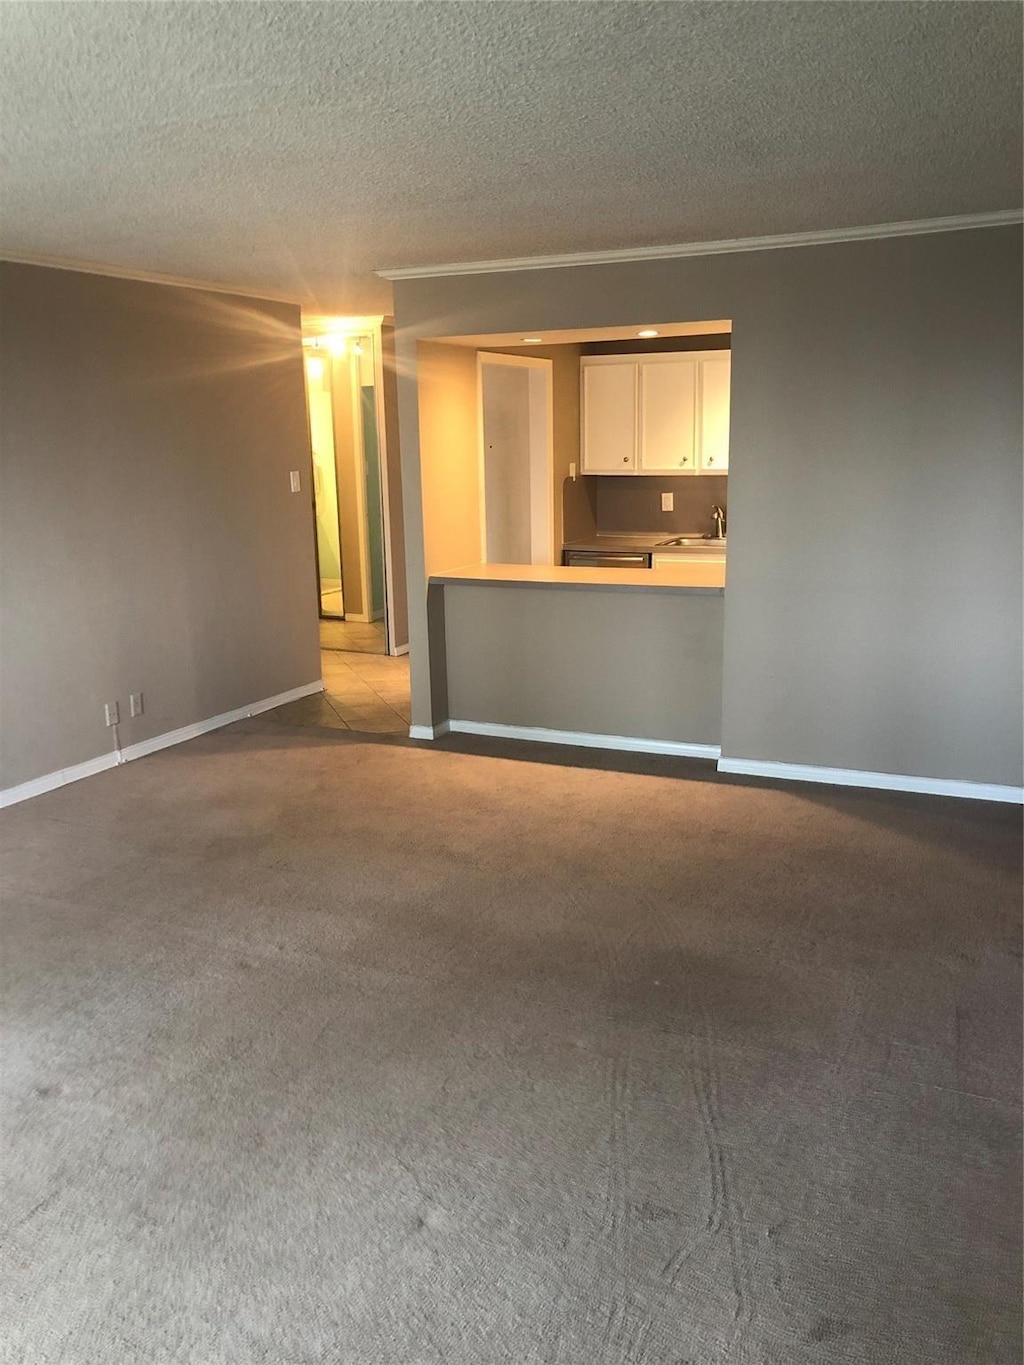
422 563 724 755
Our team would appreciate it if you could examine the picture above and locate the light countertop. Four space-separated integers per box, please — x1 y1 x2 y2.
429 562 726 592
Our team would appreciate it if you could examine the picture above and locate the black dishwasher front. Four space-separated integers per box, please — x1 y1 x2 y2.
563 549 652 569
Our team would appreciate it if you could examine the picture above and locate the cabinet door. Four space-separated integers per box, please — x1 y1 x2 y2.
699 355 731 472
639 358 697 472
581 362 637 472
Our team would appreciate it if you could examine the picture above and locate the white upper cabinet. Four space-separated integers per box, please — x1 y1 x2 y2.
581 361 638 472
640 357 697 472
581 350 731 475
699 354 731 473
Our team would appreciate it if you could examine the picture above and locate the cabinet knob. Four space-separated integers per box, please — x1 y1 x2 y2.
622 456 629 464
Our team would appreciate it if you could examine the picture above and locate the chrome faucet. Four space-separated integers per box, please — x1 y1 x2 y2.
710 505 726 539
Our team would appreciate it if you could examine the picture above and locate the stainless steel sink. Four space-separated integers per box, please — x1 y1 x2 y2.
657 536 726 548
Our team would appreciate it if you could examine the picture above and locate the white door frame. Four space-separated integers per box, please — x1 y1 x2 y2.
476 352 555 565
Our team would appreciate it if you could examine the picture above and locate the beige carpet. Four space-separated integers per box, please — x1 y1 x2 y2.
2 718 1021 1364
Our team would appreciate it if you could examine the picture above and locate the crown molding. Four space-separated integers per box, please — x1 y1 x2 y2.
0 250 306 305
377 210 1023 281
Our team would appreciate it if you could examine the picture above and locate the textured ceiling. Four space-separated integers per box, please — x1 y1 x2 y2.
1 1 1021 314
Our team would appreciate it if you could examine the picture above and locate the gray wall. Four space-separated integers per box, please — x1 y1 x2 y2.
0 262 321 789
394 226 1023 785
444 583 723 745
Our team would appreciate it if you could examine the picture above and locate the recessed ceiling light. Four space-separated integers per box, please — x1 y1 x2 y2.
522 336 542 344
637 329 659 338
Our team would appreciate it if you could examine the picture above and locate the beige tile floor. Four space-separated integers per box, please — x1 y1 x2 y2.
271 650 410 735
318 619 387 655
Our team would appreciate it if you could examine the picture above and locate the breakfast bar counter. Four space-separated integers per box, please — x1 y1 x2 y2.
431 561 725 592
424 562 725 754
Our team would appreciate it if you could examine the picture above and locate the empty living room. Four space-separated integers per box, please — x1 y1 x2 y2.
1 4 1021 1362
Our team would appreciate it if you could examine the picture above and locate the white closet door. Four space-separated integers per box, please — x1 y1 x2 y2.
639 358 697 472
581 362 637 472
699 355 731 472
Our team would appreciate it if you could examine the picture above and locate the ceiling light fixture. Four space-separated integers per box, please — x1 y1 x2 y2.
637 329 659 338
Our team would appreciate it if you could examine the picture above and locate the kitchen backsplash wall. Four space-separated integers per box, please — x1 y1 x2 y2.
594 474 728 535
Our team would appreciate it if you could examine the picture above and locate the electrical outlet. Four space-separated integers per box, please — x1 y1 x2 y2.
661 492 674 512
289 470 301 493
104 701 119 727
129 692 144 718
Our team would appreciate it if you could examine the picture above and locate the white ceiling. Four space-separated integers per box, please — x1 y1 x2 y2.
2 2 1020 315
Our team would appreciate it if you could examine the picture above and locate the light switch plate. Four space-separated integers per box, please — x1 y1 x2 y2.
661 492 674 512
129 692 144 718
289 470 301 493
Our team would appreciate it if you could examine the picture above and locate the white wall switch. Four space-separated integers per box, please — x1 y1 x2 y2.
129 692 144 718
104 701 119 727
661 492 674 512
289 470 301 493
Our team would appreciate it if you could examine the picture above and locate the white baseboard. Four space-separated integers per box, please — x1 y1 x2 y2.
409 721 450 741
393 643 410 657
119 680 324 762
0 680 324 809
717 756 1024 804
446 719 720 760
0 751 121 809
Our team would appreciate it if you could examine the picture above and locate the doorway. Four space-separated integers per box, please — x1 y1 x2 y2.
303 328 390 655
477 353 554 564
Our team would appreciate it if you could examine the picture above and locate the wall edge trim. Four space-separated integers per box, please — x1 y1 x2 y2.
716 756 1024 804
377 210 1022 280
0 680 324 808
447 719 720 759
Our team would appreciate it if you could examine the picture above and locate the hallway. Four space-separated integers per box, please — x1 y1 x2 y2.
318 619 387 655
271 650 410 735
